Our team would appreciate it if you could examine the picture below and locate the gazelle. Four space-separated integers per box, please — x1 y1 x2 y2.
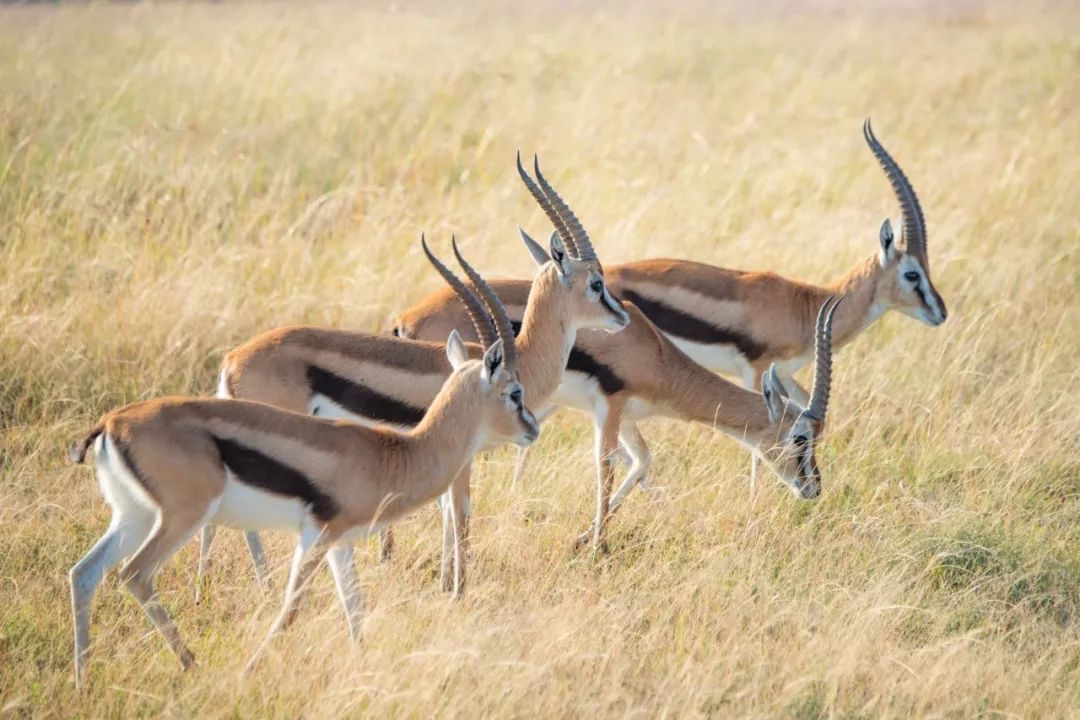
395 119 945 485
66 240 539 688
402 291 841 549
199 156 629 596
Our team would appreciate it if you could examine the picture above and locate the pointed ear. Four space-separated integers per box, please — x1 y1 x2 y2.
481 339 505 383
518 227 551 268
878 218 897 267
761 365 789 424
446 330 469 370
548 231 572 278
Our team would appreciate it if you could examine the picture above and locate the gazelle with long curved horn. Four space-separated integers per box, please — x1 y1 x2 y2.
66 240 539 689
200 162 629 595
395 120 946 487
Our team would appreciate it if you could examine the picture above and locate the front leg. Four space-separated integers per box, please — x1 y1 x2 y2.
440 465 471 597
244 522 333 674
574 398 623 554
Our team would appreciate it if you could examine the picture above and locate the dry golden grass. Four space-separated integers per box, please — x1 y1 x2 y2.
1 1 1078 717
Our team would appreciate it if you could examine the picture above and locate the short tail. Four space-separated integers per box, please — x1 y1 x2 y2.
69 422 105 464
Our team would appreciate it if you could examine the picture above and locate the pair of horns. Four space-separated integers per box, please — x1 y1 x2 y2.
421 234 518 372
516 152 598 264
864 119 928 266
803 295 843 423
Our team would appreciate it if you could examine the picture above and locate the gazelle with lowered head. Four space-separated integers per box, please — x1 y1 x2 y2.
396 119 946 486
66 240 539 688
402 287 843 550
199 155 629 596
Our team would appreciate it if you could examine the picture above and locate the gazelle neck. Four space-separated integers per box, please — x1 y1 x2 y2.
385 370 486 510
515 266 573 406
659 346 772 440
821 254 886 348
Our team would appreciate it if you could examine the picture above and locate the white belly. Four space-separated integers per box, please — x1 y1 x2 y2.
667 335 755 387
212 472 307 533
550 371 606 413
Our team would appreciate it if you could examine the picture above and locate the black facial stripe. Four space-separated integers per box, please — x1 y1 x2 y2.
212 436 339 522
912 282 929 310
601 291 623 316
619 289 766 361
307 365 425 428
567 345 625 395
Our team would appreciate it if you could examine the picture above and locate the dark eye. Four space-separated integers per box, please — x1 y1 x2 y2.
509 388 522 406
590 280 603 293
793 434 809 447
904 271 919 283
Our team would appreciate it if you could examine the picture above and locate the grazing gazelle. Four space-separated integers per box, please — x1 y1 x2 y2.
198 156 629 597
395 119 945 485
66 240 539 688
401 288 842 550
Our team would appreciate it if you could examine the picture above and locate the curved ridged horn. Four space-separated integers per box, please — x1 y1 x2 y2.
863 119 928 264
516 151 580 258
420 234 497 349
531 156 598 264
451 237 518 372
804 295 843 423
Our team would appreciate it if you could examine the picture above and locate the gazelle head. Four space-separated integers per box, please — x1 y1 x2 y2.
423 236 541 449
445 333 540 448
755 296 842 500
864 119 947 327
515 152 630 333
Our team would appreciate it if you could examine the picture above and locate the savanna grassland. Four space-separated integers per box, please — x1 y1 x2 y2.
1 1 1078 717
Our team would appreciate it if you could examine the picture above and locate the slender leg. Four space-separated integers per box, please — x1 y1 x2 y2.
574 400 622 553
244 523 330 674
440 466 471 597
243 531 270 589
377 527 394 564
745 373 763 490
194 525 215 604
510 446 532 488
119 510 210 671
510 405 552 488
609 422 653 513
439 492 454 593
450 465 470 597
70 515 154 690
325 544 364 642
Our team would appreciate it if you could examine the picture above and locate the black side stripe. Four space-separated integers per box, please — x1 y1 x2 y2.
212 436 339 522
619 289 767 361
510 321 624 395
306 365 425 428
567 346 625 395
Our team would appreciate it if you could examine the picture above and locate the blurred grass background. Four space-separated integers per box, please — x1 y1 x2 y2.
1 1 1078 717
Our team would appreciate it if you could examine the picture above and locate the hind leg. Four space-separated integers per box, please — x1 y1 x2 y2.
194 525 215 603
243 531 270 588
610 422 653 513
70 512 155 690
119 506 212 670
326 544 364 642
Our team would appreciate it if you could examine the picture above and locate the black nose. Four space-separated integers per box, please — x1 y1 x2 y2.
800 480 821 500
